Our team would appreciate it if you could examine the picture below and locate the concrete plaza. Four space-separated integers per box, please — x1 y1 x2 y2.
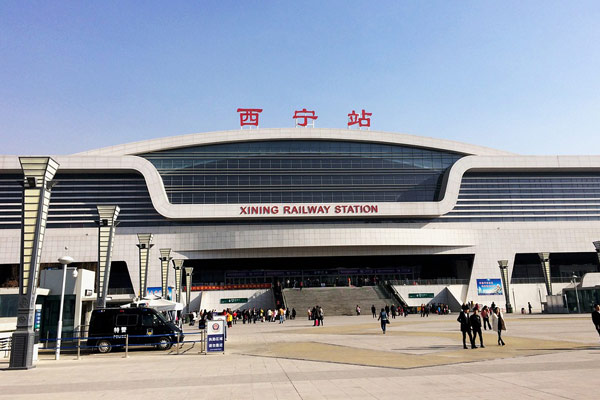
1 313 599 399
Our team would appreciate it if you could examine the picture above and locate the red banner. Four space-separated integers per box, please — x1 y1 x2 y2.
190 283 271 291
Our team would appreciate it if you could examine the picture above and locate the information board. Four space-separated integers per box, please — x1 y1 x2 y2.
476 279 503 295
220 298 248 304
408 293 434 299
207 319 225 353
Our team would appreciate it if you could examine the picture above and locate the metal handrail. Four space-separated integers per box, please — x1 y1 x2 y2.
389 278 468 286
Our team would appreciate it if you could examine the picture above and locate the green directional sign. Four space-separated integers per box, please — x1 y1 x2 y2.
220 298 248 304
408 293 434 299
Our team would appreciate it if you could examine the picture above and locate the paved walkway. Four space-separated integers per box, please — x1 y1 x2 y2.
1 314 599 399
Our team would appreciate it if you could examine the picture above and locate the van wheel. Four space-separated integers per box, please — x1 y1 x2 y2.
97 340 112 354
156 337 172 350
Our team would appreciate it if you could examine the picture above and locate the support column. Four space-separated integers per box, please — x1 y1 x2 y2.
498 260 513 313
538 252 552 296
184 267 194 313
136 234 154 298
159 249 172 299
172 259 184 303
10 157 59 369
96 205 120 308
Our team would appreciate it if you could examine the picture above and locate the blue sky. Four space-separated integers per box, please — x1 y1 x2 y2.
1 1 599 155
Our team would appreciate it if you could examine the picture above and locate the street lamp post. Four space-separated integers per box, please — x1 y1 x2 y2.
159 249 172 299
96 205 120 308
172 259 184 303
571 274 580 313
10 157 59 370
184 267 193 314
136 233 154 298
498 260 513 313
56 253 74 360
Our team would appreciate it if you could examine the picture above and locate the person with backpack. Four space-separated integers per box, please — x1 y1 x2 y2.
378 307 389 334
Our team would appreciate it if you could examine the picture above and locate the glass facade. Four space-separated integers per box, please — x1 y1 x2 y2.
443 172 600 222
0 173 163 229
139 140 464 204
511 252 600 283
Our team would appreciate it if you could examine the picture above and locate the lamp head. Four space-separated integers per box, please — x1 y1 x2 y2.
58 255 74 265
497 260 508 269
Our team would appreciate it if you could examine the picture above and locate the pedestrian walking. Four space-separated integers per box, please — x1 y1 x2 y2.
356 305 361 316
481 306 492 330
371 304 376 318
592 304 600 339
528 302 532 314
492 307 506 345
469 308 484 348
457 305 475 349
378 308 389 334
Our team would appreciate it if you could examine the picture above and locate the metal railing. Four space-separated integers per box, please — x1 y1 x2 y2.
107 288 136 295
39 330 210 359
510 277 576 284
389 278 468 286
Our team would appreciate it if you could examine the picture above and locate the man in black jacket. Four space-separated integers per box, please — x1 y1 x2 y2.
457 305 475 349
469 308 484 348
592 304 600 338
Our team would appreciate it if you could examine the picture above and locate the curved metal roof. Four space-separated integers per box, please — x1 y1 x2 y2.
74 128 514 156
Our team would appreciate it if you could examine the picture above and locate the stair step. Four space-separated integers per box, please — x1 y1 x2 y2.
283 287 396 316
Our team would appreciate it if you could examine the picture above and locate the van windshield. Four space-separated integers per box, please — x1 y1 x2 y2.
155 312 169 323
142 310 169 327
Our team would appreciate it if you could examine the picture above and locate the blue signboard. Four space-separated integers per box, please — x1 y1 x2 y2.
476 279 503 295
207 320 225 353
146 286 173 299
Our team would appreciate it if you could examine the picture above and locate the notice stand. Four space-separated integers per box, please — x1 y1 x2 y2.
206 320 225 354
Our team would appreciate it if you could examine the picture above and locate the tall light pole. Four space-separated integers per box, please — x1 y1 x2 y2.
136 233 154 298
498 260 513 313
10 157 59 370
172 259 184 303
56 252 74 360
538 252 552 296
184 267 193 314
159 249 172 299
96 205 119 308
571 274 580 313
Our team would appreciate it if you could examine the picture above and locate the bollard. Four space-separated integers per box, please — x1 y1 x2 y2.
45 332 49 349
124 334 129 358
198 329 204 355
176 332 180 355
77 336 81 360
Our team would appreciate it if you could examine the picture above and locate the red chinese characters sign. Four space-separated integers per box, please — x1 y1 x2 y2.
293 108 318 127
348 109 372 128
235 108 372 128
237 108 263 127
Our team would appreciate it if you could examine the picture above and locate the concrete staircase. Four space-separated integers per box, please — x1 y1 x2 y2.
282 286 395 316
